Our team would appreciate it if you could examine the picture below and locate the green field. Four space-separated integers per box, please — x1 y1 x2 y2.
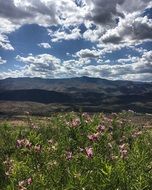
0 111 152 190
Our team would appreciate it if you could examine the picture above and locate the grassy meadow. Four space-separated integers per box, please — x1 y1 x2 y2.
0 111 152 190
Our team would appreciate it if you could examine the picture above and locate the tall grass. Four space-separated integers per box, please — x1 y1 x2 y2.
0 112 152 190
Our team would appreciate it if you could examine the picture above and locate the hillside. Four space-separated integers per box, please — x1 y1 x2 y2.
0 77 152 115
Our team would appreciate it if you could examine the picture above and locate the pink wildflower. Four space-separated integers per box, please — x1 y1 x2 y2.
119 143 126 150
27 177 32 185
119 143 128 159
120 149 128 159
16 140 22 148
18 177 32 190
18 180 27 190
66 151 73 160
34 145 41 153
82 113 92 123
71 118 80 128
3 158 14 176
97 125 105 133
24 139 32 149
85 147 93 158
87 132 100 142
16 139 32 149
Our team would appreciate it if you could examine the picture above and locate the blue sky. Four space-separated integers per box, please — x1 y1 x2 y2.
0 0 152 81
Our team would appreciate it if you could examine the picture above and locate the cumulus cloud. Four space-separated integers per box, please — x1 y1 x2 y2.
0 0 58 26
69 50 152 81
93 50 152 80
16 54 61 73
0 57 7 64
122 73 152 81
0 34 14 50
120 0 151 13
132 50 152 73
0 0 31 19
82 0 152 52
86 0 125 25
38 43 51 49
0 16 19 51
0 0 152 81
0 49 151 81
101 14 152 44
0 0 86 49
14 52 92 79
0 0 150 30
0 0 86 30
0 17 19 34
0 0 151 50
83 25 105 42
48 27 81 42
76 48 100 58
85 0 151 25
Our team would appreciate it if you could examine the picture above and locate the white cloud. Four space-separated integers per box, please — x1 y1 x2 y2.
0 57 7 64
0 0 152 81
16 53 60 65
0 0 151 51
0 0 86 31
101 14 152 44
82 0 152 53
85 0 151 25
10 53 63 78
83 25 105 42
85 0 125 25
20 50 152 81
38 43 51 49
0 17 19 34
76 48 101 58
132 50 152 73
120 0 151 13
0 34 15 51
122 73 152 81
16 53 61 77
48 27 81 42
0 0 85 49
65 50 152 81
0 49 151 81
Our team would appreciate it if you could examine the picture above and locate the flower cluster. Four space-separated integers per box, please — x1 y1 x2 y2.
18 177 32 190
85 147 93 158
16 139 32 149
1 111 150 189
97 125 106 133
71 118 81 128
119 144 128 159
87 132 100 142
3 158 14 176
82 113 92 123
66 151 73 160
16 139 42 153
34 144 41 153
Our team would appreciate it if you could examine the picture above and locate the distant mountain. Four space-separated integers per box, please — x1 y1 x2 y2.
0 77 152 115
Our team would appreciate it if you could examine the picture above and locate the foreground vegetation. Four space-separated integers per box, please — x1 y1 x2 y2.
0 111 152 190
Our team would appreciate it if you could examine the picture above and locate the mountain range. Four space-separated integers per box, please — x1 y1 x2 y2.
0 77 152 115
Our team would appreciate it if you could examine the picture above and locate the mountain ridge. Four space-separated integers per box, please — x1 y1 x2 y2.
0 77 152 114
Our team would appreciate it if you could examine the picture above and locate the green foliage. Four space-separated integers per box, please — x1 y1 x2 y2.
0 112 152 190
